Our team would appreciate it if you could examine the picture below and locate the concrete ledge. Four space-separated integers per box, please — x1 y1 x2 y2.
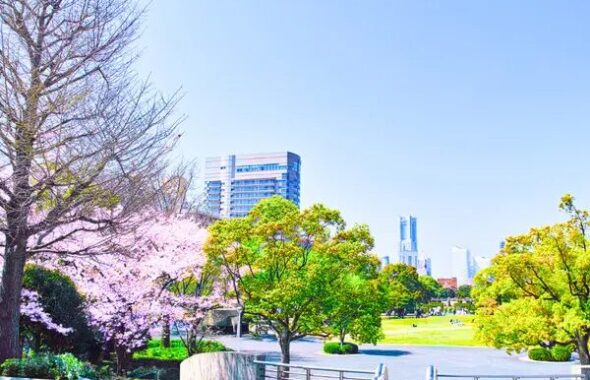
180 352 266 380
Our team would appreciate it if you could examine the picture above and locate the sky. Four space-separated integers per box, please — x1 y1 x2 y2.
135 1 590 277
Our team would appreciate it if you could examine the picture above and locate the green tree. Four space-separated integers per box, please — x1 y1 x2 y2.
205 196 376 364
419 276 443 301
457 285 472 299
22 265 99 360
324 274 384 348
378 264 423 316
439 287 456 298
474 195 590 364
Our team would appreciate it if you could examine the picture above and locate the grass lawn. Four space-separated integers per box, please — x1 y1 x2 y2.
380 315 481 346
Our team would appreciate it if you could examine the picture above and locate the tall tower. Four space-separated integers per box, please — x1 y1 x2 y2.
451 245 472 285
399 216 419 267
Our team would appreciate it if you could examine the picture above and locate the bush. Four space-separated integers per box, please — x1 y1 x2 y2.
323 342 359 355
550 346 572 362
133 339 229 361
195 340 228 353
0 354 96 380
527 346 572 362
22 265 100 360
528 347 553 361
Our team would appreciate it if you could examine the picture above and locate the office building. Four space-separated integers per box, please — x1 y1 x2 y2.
205 152 301 218
473 256 491 274
417 254 432 276
380 256 390 267
399 216 419 267
451 245 473 285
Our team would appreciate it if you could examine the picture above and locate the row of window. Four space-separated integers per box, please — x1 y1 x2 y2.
236 163 287 173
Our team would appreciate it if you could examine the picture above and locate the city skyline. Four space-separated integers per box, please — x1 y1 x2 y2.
137 1 590 277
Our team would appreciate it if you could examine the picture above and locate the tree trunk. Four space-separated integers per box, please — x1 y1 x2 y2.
339 329 346 348
161 316 170 348
115 345 130 376
278 332 291 380
577 334 590 365
0 241 28 362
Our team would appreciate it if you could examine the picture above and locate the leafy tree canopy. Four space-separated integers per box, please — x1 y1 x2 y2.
205 196 378 363
474 194 590 363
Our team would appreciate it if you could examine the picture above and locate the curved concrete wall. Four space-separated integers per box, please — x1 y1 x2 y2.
180 352 265 380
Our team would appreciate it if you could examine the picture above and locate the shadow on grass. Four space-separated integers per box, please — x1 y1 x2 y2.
360 349 412 357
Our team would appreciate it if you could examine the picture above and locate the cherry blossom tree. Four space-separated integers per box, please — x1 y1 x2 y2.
20 289 73 337
36 212 219 373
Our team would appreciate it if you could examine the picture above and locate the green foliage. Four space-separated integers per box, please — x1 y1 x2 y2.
205 196 377 362
0 353 96 380
550 346 572 361
324 274 384 345
133 339 228 361
527 346 571 362
439 288 456 298
378 264 424 315
456 285 472 299
419 276 443 300
528 347 553 361
22 265 99 360
323 342 359 355
473 195 590 363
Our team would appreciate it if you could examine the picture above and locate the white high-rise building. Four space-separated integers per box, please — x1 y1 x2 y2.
451 246 473 285
205 152 301 218
417 253 432 276
472 256 491 274
399 216 418 267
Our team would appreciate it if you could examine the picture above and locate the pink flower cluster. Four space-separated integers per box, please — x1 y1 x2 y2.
34 211 224 353
20 289 73 335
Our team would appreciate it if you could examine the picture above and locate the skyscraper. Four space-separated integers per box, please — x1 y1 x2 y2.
417 255 432 276
205 152 301 218
451 245 473 285
399 216 418 267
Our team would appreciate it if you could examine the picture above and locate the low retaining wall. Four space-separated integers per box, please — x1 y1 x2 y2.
180 352 265 380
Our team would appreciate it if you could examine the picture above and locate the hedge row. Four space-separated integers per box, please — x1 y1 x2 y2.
528 346 572 362
323 342 359 355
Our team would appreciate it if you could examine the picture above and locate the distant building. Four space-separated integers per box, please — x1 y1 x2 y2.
451 246 473 285
499 240 506 250
399 216 418 267
417 254 432 276
380 256 390 267
473 256 491 274
205 152 301 218
437 277 458 290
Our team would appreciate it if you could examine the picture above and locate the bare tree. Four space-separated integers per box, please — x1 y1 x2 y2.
0 0 181 360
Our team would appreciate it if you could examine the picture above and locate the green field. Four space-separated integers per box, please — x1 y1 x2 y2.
380 315 481 346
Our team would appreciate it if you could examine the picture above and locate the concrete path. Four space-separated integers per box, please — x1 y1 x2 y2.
217 335 577 380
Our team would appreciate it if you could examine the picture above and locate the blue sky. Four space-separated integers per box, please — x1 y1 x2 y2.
136 1 590 277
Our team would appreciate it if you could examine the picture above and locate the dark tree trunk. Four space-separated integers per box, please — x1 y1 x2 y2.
278 332 291 380
577 334 590 365
0 241 28 362
161 316 170 348
115 345 130 375
339 329 346 348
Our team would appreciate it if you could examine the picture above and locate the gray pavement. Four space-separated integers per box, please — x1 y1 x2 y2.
217 335 578 380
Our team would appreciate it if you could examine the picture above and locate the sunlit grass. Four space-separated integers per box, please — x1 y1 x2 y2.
379 315 481 346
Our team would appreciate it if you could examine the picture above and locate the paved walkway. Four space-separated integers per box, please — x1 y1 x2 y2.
217 335 578 380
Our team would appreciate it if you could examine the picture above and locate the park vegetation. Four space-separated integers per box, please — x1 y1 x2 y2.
474 195 590 364
205 196 383 362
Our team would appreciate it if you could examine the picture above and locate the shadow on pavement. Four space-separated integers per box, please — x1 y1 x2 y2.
360 349 412 357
